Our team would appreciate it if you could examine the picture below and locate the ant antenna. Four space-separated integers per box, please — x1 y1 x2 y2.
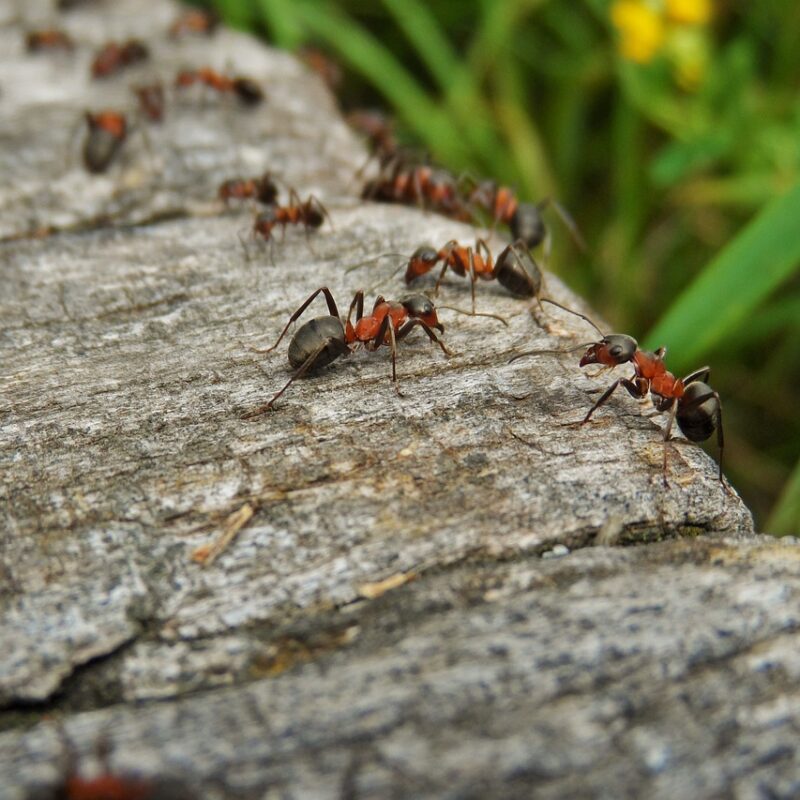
508 340 596 364
437 305 508 327
539 298 604 336
344 251 409 274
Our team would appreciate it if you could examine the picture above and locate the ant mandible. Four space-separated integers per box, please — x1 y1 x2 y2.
510 305 727 487
241 287 451 416
404 238 543 314
218 171 279 206
82 110 127 173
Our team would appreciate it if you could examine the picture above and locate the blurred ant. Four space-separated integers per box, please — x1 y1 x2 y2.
26 29 74 52
252 190 331 244
347 109 397 165
467 180 586 258
132 82 165 123
241 287 450 416
91 39 149 79
404 239 543 314
82 110 127 173
174 68 264 106
25 724 194 800
168 8 218 38
363 160 470 221
218 171 278 206
510 305 727 488
298 45 343 92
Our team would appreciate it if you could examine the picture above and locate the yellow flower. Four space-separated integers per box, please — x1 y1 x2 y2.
611 1 666 64
665 0 713 26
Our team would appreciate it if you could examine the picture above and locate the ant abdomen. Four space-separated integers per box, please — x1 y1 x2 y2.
676 382 719 442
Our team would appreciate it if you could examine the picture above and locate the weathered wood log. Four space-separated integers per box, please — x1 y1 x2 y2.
3 1 796 799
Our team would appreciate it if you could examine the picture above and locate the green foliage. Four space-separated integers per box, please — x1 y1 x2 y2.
209 0 800 533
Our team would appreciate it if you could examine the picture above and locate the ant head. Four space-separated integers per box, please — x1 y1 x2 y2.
405 246 438 284
510 203 546 249
579 334 638 367
401 293 443 332
233 78 264 105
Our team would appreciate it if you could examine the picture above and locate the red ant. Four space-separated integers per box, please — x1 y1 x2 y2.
174 68 264 106
26 29 74 52
82 110 127 173
241 287 451 416
218 171 279 206
347 109 398 165
467 180 586 257
404 239 543 314
363 160 470 222
91 40 149 79
132 83 165 123
298 45 343 91
27 725 194 800
168 8 219 38
510 304 727 487
251 191 331 243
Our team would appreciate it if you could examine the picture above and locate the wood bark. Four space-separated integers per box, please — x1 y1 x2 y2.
3 2 794 799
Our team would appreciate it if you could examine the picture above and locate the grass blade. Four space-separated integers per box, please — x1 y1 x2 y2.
643 181 800 370
767 457 800 536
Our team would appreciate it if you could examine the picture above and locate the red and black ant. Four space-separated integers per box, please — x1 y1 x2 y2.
168 8 219 38
241 287 451 416
467 180 586 258
132 83 165 123
174 68 264 106
91 40 149 79
251 190 331 243
82 110 127 173
404 238 542 314
26 29 74 52
25 725 194 800
510 305 727 487
363 160 470 222
218 171 279 206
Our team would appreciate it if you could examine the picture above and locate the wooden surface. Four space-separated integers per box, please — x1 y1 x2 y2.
2 2 794 799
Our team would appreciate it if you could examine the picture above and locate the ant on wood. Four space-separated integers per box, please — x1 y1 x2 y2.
168 8 219 38
467 180 586 259
91 40 149 79
510 303 728 488
219 171 279 206
82 110 127 173
132 83 165 123
404 238 543 314
25 29 74 52
241 287 451 416
25 724 194 800
251 190 331 244
174 68 264 106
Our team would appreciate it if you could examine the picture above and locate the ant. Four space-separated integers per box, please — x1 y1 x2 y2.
347 109 398 165
218 171 279 206
363 159 470 221
91 40 149 79
26 724 194 800
251 190 331 244
26 29 74 52
82 110 127 173
298 45 343 92
467 180 586 258
174 68 264 106
168 8 219 38
241 287 450 416
404 239 542 314
132 83 165 123
510 305 727 488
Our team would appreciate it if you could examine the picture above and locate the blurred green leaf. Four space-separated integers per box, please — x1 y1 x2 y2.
767 457 800 536
644 181 800 370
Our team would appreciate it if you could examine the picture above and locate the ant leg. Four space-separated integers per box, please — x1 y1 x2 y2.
432 260 450 297
346 289 365 332
396 318 453 357
242 341 337 417
677 385 728 488
683 365 711 385
365 313 402 394
661 401 679 488
571 376 643 426
248 287 340 354
467 247 477 315
539 198 588 253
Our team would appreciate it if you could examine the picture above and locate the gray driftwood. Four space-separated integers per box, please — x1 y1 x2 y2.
3 1 797 799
